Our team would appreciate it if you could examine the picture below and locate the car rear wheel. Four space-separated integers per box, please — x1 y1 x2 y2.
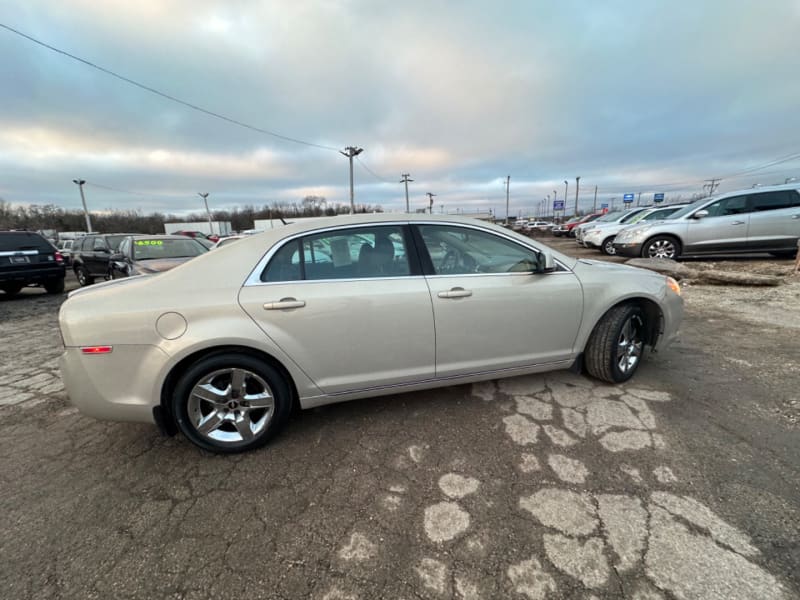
584 304 645 383
44 278 65 294
172 353 291 453
1 283 24 296
643 236 681 259
601 237 617 255
75 267 94 286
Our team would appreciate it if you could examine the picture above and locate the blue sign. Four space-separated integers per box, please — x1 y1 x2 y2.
653 193 665 203
600 203 609 209
623 193 635 203
553 200 565 211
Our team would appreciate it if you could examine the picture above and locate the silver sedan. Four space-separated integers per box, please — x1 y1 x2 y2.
58 214 683 453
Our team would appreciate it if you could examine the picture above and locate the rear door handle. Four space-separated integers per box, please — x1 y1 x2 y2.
438 287 472 299
731 221 745 225
263 298 306 310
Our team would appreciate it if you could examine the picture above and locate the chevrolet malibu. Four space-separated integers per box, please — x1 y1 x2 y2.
58 214 683 453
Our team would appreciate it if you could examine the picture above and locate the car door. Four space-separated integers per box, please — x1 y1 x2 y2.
746 190 800 251
413 223 583 378
238 224 436 395
684 194 751 253
87 236 110 276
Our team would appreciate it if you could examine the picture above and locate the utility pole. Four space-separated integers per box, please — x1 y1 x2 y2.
426 192 436 214
503 175 511 225
703 178 721 196
574 176 581 217
340 146 363 214
400 173 413 213
592 185 598 212
72 179 92 232
637 192 641 207
563 180 569 216
198 193 213 234
611 197 616 211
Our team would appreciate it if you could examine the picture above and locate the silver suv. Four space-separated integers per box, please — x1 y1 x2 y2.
613 184 800 259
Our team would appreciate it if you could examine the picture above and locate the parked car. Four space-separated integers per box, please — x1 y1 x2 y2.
524 221 554 232
56 239 75 266
213 235 244 249
58 214 683 453
613 184 800 259
553 213 606 238
71 233 135 286
109 235 210 278
575 208 650 245
582 204 689 255
0 231 66 296
174 230 220 243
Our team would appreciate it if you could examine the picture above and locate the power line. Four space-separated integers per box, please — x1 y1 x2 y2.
355 157 392 183
0 23 340 152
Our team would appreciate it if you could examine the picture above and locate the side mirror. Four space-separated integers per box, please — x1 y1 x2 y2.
536 250 556 273
693 209 709 219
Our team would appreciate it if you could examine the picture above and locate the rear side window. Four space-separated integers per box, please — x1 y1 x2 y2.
0 232 53 252
750 191 800 212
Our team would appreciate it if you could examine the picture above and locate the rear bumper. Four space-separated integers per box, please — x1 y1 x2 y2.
59 344 169 425
612 242 644 258
0 265 65 284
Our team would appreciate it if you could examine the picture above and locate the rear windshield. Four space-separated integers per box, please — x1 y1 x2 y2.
0 232 53 252
132 238 208 260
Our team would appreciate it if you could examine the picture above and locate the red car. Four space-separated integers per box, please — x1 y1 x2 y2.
174 230 220 243
552 213 606 238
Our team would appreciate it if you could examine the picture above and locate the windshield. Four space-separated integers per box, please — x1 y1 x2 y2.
664 198 707 220
595 210 624 223
132 238 208 260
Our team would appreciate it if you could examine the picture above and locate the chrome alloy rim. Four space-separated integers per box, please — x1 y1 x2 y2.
604 238 616 254
617 317 643 373
188 368 274 444
647 239 676 259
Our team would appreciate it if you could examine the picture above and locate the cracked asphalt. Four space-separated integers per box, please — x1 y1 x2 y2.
1 251 798 599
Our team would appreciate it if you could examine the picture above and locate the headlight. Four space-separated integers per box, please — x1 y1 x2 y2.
666 276 681 296
620 225 651 241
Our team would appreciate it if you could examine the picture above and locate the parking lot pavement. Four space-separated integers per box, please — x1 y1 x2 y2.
1 267 798 599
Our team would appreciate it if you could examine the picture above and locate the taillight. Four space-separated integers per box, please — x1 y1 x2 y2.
80 346 113 354
55 251 64 263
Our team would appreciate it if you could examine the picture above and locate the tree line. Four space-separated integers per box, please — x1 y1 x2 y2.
0 196 382 234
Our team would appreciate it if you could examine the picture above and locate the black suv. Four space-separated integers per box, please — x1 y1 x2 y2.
71 233 133 286
0 231 66 296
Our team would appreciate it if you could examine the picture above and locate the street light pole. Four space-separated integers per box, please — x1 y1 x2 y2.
574 176 581 216
503 175 511 225
563 180 569 216
593 185 598 212
198 193 213 235
340 146 363 214
400 173 413 213
72 179 92 232
426 192 436 214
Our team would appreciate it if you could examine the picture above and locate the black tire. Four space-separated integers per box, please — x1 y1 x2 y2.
75 267 94 286
553 231 563 238
584 304 646 383
600 236 617 255
1 283 24 296
44 278 65 294
769 250 798 259
641 235 681 260
172 353 292 454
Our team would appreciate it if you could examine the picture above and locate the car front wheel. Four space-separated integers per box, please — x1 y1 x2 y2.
75 267 94 286
601 237 617 255
642 236 681 260
584 304 646 383
172 353 292 453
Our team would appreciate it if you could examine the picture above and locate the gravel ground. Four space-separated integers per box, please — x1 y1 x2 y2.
0 253 798 600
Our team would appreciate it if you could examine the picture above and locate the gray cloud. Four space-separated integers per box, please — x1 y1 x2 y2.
1 0 799 217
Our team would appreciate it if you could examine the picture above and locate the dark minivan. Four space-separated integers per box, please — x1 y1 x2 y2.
0 231 66 296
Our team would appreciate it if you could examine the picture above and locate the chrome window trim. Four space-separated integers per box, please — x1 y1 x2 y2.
243 219 572 287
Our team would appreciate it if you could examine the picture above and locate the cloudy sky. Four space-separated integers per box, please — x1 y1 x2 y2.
1 0 799 218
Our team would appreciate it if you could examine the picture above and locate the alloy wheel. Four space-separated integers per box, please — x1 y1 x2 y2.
187 368 275 444
647 239 676 259
616 317 643 374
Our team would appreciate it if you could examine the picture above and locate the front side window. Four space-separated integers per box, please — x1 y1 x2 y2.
704 195 750 217
418 225 540 275
261 226 411 282
92 237 107 251
750 190 800 212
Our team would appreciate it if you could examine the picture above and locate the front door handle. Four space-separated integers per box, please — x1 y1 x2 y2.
263 298 306 310
438 287 472 299
731 221 745 225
